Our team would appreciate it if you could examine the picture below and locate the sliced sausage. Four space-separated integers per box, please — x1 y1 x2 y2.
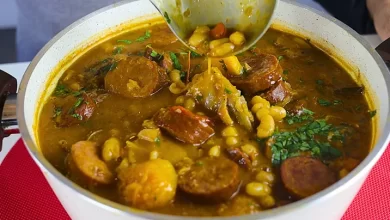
226 148 252 169
153 106 215 145
104 56 170 98
281 156 336 198
70 141 114 184
262 81 293 105
118 159 177 209
54 92 97 127
229 53 282 95
178 157 240 203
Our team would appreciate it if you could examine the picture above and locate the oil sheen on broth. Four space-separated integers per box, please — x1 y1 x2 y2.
37 20 375 216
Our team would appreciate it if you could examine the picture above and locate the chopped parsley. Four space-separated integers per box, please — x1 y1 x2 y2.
180 71 186 81
53 107 62 118
169 52 182 70
113 46 123 55
117 39 132 44
154 137 161 146
369 110 377 118
333 100 343 105
278 55 284 61
150 50 159 58
71 113 82 120
285 108 314 125
271 119 342 165
135 30 151 42
190 51 202 58
67 97 84 119
225 88 232 94
85 58 117 75
164 12 171 24
318 99 332 106
53 84 70 97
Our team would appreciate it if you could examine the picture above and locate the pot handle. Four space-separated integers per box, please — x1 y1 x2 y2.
0 69 18 152
376 37 390 69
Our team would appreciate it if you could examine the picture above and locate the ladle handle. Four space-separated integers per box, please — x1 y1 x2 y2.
376 37 390 69
0 69 18 152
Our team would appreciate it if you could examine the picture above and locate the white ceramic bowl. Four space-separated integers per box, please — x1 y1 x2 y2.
4 0 390 219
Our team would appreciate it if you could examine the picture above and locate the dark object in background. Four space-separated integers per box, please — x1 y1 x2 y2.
0 28 16 64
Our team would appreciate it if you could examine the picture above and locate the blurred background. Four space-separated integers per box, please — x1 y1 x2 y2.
0 0 325 64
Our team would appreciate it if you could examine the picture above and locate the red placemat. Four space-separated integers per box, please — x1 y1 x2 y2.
1 138 390 220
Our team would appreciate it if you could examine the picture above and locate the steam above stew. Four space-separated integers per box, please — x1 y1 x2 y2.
37 20 375 216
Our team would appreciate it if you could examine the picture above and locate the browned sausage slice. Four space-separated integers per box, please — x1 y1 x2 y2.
229 53 282 95
54 92 97 127
178 157 240 203
281 156 336 198
226 148 252 169
153 106 215 145
262 81 293 105
104 56 170 98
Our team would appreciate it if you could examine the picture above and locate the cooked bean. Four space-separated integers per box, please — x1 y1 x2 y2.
339 168 349 178
256 170 275 184
184 97 196 111
102 137 121 162
210 43 235 57
240 144 257 156
116 158 129 172
142 119 157 129
210 22 227 39
251 96 271 108
259 195 276 208
269 106 287 121
229 31 246 46
169 69 182 83
223 56 243 75
193 26 211 34
257 115 275 138
245 182 271 197
209 145 221 157
137 128 160 142
189 33 208 47
169 83 186 95
256 108 270 121
175 96 185 105
226 136 239 147
209 38 230 49
221 126 239 137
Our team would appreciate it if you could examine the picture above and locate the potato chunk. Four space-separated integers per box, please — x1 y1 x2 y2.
118 159 177 209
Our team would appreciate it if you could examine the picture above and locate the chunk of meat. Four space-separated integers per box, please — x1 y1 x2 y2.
229 53 282 95
153 106 215 145
178 157 240 203
281 156 336 198
70 141 113 184
226 148 252 169
187 67 254 131
54 93 97 127
262 81 293 105
104 56 169 98
118 159 177 209
217 195 261 216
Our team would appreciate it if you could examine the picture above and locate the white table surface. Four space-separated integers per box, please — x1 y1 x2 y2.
0 35 383 164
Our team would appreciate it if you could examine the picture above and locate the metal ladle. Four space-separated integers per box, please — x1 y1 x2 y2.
149 0 279 56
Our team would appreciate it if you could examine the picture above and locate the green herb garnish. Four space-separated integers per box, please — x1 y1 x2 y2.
283 70 289 75
169 52 182 70
369 110 377 118
195 95 203 101
53 107 62 118
135 30 151 42
154 137 161 146
164 12 171 24
278 55 284 61
150 50 159 58
53 84 70 97
318 99 332 106
271 119 342 165
113 46 123 55
225 88 232 94
117 39 132 44
190 51 201 58
333 100 343 105
195 161 204 166
285 108 314 125
71 113 83 120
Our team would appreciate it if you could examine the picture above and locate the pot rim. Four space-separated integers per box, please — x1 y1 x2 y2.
16 0 390 219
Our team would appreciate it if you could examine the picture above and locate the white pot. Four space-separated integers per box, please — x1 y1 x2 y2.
2 0 390 219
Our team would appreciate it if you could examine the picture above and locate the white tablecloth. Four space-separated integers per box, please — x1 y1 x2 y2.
0 35 383 164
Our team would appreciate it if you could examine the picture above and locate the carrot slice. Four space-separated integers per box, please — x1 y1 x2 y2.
210 22 227 39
